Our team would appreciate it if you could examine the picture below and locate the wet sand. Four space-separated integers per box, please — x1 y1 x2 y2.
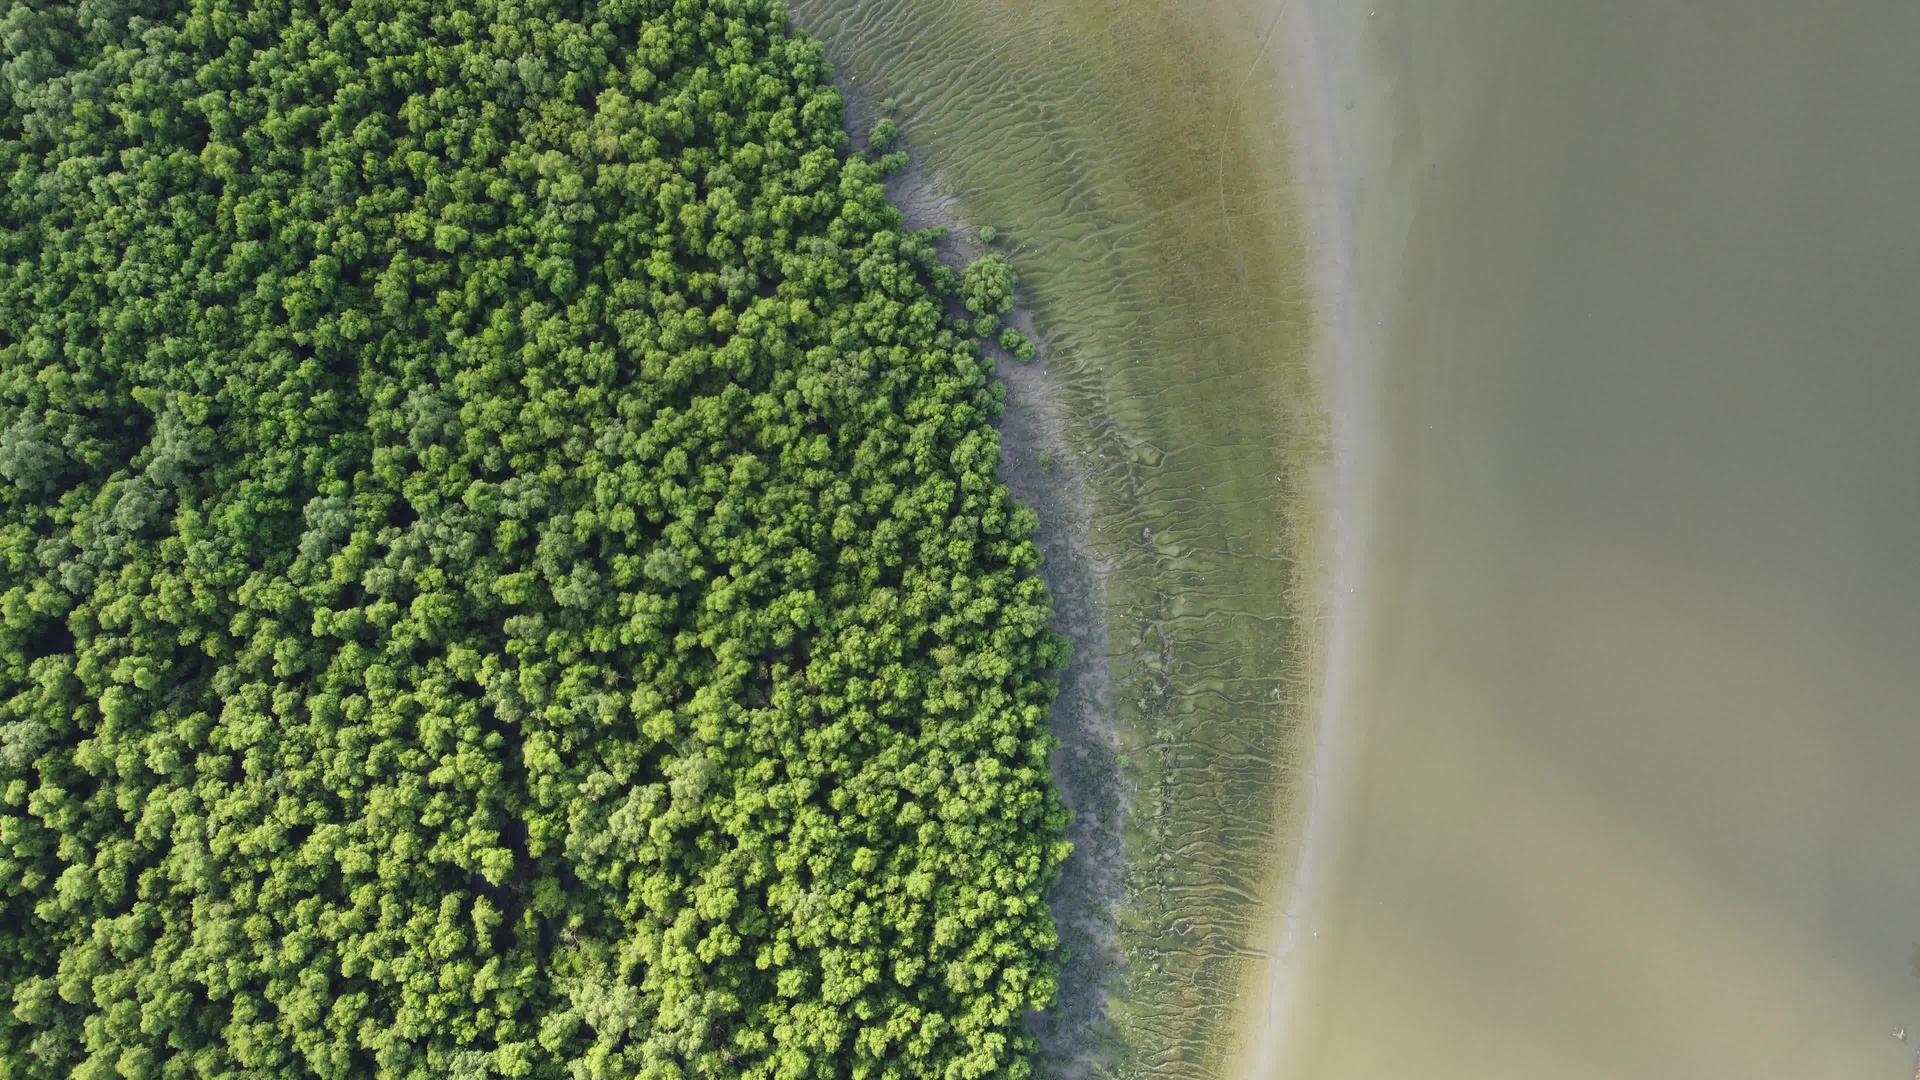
1225 2 1380 1076
1276 2 1920 1077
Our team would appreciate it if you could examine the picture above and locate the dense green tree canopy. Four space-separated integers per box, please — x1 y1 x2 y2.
958 257 1015 322
0 1 1067 1077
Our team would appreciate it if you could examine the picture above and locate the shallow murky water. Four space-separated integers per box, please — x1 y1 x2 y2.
1285 2 1920 1077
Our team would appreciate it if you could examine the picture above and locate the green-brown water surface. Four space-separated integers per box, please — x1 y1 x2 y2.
1282 3 1920 1077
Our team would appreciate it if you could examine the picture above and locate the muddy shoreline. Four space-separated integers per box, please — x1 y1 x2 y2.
796 2 1340 1074
829 83 1133 1073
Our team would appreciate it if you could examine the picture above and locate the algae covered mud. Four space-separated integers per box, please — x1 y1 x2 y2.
790 1 1338 1076
1280 2 1920 1077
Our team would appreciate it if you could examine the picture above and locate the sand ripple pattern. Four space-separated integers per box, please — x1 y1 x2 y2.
790 3 1329 1077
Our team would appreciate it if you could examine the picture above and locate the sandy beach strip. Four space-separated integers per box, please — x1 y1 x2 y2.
1225 0 1389 1077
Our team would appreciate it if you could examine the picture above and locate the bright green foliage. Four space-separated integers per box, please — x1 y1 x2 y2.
868 119 899 152
999 329 1037 363
959 256 1016 323
0 1 1068 1077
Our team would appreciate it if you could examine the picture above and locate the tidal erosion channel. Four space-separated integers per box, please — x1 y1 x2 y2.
791 1 1342 1078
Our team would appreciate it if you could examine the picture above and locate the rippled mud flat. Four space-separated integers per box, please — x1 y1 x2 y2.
789 2 1330 1076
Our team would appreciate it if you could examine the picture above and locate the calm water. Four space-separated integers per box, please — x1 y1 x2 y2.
1284 2 1920 1077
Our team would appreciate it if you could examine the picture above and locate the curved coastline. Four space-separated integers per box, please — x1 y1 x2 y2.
793 1 1355 1075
